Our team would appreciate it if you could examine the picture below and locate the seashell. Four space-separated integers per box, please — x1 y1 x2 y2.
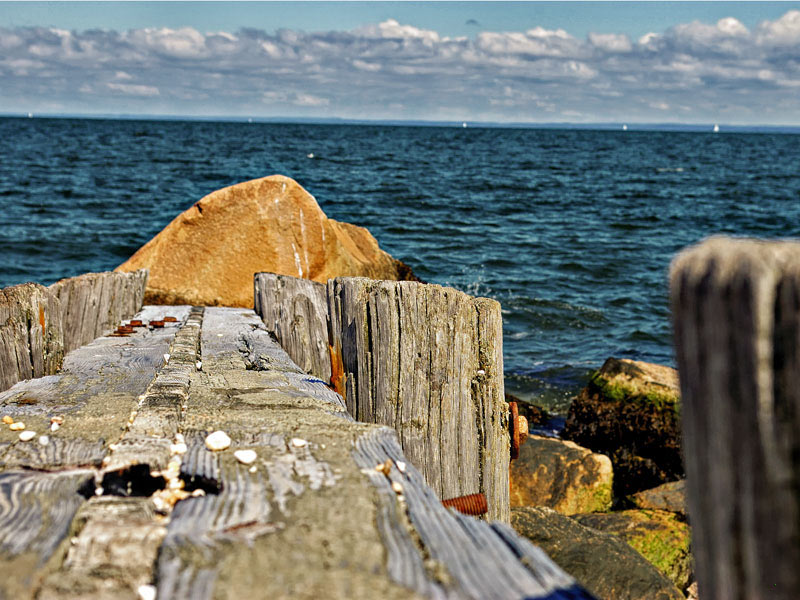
234 449 257 465
205 430 231 451
18 430 36 442
9 422 25 431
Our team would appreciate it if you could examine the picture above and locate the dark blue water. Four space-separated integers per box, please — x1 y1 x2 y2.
3 117 800 412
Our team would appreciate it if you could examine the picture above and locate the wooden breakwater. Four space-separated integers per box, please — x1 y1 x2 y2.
0 269 148 392
255 272 510 522
671 237 800 600
0 297 592 599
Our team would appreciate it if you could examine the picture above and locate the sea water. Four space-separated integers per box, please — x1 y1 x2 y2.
2 117 799 412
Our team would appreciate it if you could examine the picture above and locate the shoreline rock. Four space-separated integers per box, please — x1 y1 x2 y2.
510 434 613 515
117 175 418 307
574 509 692 592
562 357 682 497
512 506 684 600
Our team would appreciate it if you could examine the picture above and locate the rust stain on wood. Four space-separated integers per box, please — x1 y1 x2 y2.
39 304 46 330
329 344 346 397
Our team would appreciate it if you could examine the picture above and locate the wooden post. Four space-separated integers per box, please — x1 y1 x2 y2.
49 269 148 353
253 272 330 382
0 283 64 392
328 277 510 522
671 236 800 600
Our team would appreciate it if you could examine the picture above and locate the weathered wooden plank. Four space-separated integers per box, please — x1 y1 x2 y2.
0 283 64 393
353 427 590 600
254 272 331 382
0 469 94 598
671 237 800 600
49 269 148 354
201 306 347 412
0 305 192 470
102 306 202 477
328 277 510 522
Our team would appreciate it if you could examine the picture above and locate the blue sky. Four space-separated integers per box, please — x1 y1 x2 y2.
2 2 800 124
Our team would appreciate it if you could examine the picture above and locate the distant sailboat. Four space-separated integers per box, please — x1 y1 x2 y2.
27 112 33 118
623 124 628 131
462 122 467 128
713 124 720 133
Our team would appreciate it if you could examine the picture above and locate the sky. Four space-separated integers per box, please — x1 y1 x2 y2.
2 2 800 124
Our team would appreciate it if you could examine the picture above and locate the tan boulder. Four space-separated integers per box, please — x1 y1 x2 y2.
116 175 417 307
510 434 613 515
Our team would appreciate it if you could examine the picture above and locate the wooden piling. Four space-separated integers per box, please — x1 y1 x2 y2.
327 277 510 522
0 283 64 392
671 237 800 600
49 269 148 353
253 272 330 382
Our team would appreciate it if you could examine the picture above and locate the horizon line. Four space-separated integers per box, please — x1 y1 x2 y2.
3 112 800 133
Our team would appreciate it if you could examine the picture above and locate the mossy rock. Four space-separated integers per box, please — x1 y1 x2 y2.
512 506 684 600
574 509 692 592
510 435 613 515
563 358 683 496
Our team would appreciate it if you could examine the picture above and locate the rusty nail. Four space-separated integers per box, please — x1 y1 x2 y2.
129 320 144 327
162 316 178 323
149 320 164 328
116 325 134 334
442 493 488 516
509 401 521 460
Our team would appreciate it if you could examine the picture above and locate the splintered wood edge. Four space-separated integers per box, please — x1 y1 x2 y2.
352 427 591 600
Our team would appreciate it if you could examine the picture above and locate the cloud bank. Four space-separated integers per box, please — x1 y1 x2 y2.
2 11 800 123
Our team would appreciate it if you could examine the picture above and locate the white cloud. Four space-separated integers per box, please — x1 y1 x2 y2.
589 33 632 53
3 11 800 123
107 82 160 96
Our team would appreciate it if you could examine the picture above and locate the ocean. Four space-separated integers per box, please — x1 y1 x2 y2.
2 116 799 413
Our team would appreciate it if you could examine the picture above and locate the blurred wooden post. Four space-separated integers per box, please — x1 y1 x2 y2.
328 277 510 522
0 283 64 391
49 269 148 353
671 237 800 600
253 272 331 382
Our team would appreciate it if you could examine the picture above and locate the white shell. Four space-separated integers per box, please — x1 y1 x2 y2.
391 481 404 494
18 430 36 442
290 438 308 448
204 430 231 451
396 461 407 473
50 422 61 432
234 449 258 465
9 422 25 431
137 584 157 600
38 435 50 446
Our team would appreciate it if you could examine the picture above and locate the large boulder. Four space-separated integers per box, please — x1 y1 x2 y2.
563 358 682 496
511 507 684 600
510 435 613 515
117 176 417 307
574 510 692 592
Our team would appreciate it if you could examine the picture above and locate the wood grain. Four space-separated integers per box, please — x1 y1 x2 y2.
0 283 64 392
328 277 510 522
671 237 800 600
254 272 331 381
49 269 148 353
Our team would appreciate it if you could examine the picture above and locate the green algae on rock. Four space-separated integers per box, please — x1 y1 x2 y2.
563 357 683 497
574 509 692 592
512 506 684 600
510 434 613 515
